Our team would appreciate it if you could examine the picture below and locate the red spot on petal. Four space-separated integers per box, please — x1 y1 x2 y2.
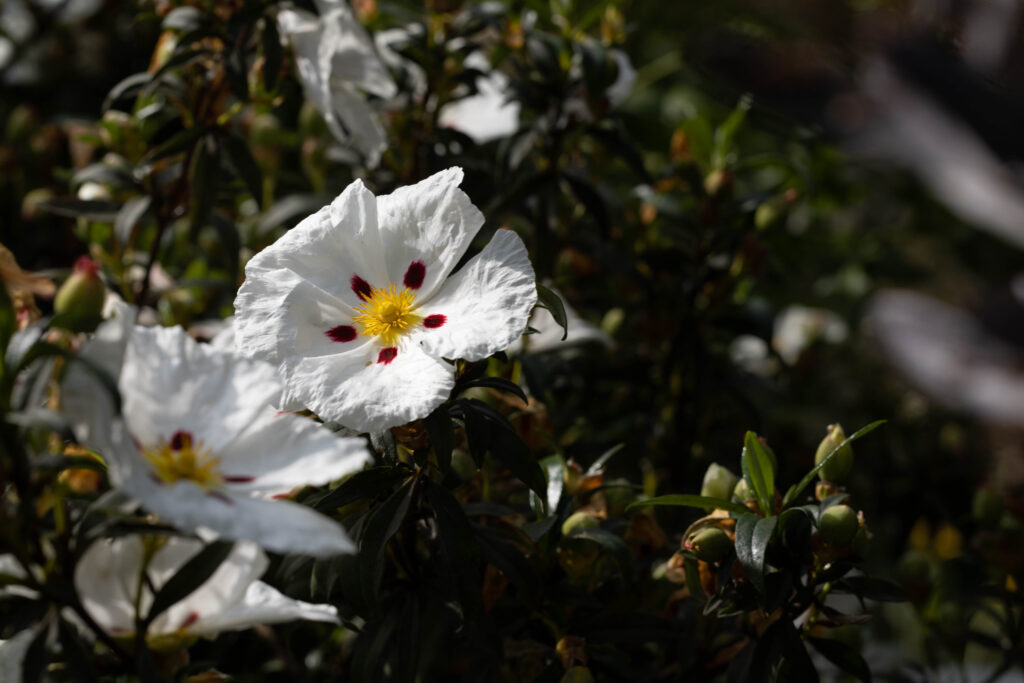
326 325 357 342
424 314 446 329
224 476 256 483
403 261 426 289
179 611 200 630
274 410 292 417
351 275 372 301
170 430 193 450
272 492 291 500
377 347 398 365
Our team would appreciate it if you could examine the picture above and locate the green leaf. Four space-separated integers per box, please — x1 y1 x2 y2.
454 398 546 499
457 376 528 405
114 196 151 246
711 94 752 170
587 443 625 474
103 72 150 111
783 420 886 507
36 199 120 222
565 527 633 578
734 513 776 595
260 16 282 91
222 133 263 208
188 135 219 239
0 282 15 362
423 405 454 474
626 494 750 516
209 212 241 280
145 540 234 626
423 480 482 615
311 467 407 513
163 6 205 31
808 637 871 682
535 284 568 341
749 516 777 595
741 431 776 516
359 480 414 603
6 408 75 441
24 342 121 414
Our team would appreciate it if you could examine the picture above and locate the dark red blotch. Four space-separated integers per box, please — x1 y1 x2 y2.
351 275 373 300
377 347 398 365
326 325 357 342
403 261 426 289
424 314 446 329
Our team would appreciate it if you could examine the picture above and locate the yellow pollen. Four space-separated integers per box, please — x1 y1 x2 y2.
352 283 422 346
143 433 223 490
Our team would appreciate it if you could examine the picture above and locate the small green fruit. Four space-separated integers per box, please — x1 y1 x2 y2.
687 527 733 563
819 504 858 546
732 478 754 503
815 423 853 484
561 511 600 536
53 256 105 332
700 463 738 503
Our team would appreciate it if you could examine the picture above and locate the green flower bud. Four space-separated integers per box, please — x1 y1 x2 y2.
732 478 754 503
561 511 600 537
687 527 733 563
53 257 105 332
815 423 853 484
701 463 739 503
819 504 858 546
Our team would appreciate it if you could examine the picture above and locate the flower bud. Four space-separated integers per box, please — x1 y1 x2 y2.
703 169 732 197
732 477 754 503
687 527 733 563
53 256 105 332
815 423 853 484
701 463 739 503
819 504 858 546
561 511 600 536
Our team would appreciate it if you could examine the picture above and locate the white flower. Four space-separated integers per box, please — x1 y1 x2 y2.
234 167 537 433
62 303 373 557
0 629 33 683
729 334 779 378
277 0 397 167
75 535 337 644
438 52 520 144
772 305 848 365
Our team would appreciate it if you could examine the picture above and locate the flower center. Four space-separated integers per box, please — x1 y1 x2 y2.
143 430 223 490
352 284 422 346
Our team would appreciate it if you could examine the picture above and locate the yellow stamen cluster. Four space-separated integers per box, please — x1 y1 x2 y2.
352 283 422 346
143 433 223 490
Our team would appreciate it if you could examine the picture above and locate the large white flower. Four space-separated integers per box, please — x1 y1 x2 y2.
75 535 337 644
234 167 537 433
438 52 521 144
277 0 397 167
63 303 373 557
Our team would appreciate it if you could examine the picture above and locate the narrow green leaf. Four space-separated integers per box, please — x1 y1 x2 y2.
145 541 234 626
808 637 871 682
741 431 775 516
261 16 282 91
783 420 886 507
209 212 241 281
103 72 151 111
535 284 568 341
114 196 151 246
733 513 763 594
359 481 414 603
749 516 777 595
712 94 752 169
222 133 263 208
626 494 750 516
36 199 120 222
587 442 625 475
188 135 219 239
311 467 406 513
457 376 528 405
424 404 454 473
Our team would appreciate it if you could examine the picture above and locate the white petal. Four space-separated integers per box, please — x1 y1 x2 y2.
606 50 636 107
216 406 372 494
120 325 283 453
290 341 455 433
0 629 34 683
328 85 389 168
191 581 338 636
127 476 358 556
438 69 520 144
74 535 145 636
318 5 396 99
375 167 484 298
415 229 537 362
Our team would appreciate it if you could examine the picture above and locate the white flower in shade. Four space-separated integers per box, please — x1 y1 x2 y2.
234 167 537 433
438 52 520 144
62 303 373 557
75 535 337 645
277 0 397 167
772 305 848 365
0 629 33 683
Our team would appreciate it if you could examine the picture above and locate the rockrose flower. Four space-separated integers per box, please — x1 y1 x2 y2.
63 303 373 557
234 167 537 433
75 535 337 645
277 0 397 167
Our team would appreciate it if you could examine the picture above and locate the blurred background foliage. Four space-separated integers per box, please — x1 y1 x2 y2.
4 0 1024 680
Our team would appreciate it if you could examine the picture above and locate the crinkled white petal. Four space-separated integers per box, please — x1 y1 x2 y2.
191 581 338 636
375 25 427 98
120 325 283 454
327 84 389 168
375 167 485 298
0 629 34 683
123 474 357 556
216 406 372 494
290 341 454 433
317 6 396 99
415 229 537 362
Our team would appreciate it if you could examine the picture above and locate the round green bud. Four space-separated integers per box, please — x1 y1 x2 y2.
701 463 739 503
561 511 600 537
687 527 733 563
815 423 853 484
732 478 754 503
819 504 859 546
54 257 106 332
